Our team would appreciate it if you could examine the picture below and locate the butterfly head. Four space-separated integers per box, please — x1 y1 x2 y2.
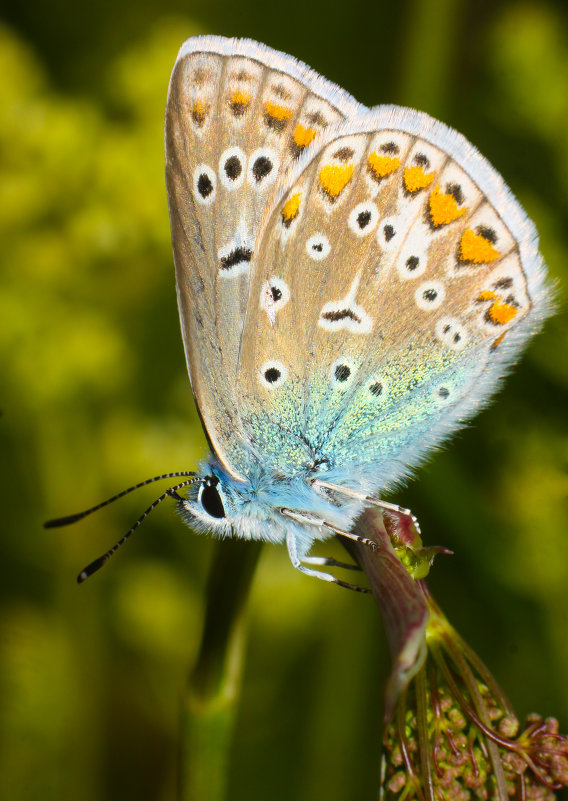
176 465 235 537
174 460 290 541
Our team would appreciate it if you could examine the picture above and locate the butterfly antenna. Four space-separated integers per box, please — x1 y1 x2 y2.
76 477 201 583
44 472 197 528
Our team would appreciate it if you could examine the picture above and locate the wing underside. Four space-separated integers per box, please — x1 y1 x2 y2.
165 36 362 477
236 108 550 487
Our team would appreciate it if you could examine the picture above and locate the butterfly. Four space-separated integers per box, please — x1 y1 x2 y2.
46 36 552 590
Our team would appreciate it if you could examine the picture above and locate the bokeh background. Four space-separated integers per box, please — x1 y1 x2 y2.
1 0 568 799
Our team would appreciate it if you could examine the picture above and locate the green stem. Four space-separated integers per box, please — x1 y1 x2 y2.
415 665 435 801
178 538 262 801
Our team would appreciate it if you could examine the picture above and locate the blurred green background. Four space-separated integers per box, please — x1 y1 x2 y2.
1 0 568 799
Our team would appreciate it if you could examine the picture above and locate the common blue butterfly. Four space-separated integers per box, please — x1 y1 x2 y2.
47 36 552 589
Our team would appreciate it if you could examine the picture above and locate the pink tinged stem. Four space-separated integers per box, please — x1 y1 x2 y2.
347 508 430 719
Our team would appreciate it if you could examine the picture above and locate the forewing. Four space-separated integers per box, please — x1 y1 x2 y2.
237 106 551 487
165 36 362 478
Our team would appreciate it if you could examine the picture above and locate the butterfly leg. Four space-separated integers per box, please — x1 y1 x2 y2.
286 532 369 593
312 480 422 537
301 556 361 571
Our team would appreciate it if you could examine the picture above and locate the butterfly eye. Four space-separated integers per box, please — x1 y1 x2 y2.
199 477 226 519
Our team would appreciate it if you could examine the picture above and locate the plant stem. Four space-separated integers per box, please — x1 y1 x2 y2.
178 539 262 801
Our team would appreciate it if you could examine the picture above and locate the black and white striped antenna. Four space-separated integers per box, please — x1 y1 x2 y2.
44 472 201 583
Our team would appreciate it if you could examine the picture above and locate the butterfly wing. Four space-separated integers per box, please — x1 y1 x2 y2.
237 106 551 488
165 36 363 478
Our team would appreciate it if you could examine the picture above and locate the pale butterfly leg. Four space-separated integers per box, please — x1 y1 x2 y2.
301 556 361 571
280 507 377 547
312 479 422 536
285 531 369 593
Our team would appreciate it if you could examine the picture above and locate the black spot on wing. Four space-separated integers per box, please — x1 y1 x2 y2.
322 309 361 323
333 147 355 161
220 247 252 271
357 210 372 229
334 364 351 382
252 156 273 182
384 224 395 242
224 156 242 181
381 141 399 154
197 173 213 198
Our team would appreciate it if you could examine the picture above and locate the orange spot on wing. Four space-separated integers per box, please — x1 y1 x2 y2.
192 100 207 125
429 184 467 227
264 101 293 121
293 124 316 149
477 290 497 302
403 165 435 193
488 301 517 325
318 164 354 200
229 90 251 116
460 229 500 263
491 332 507 350
281 192 302 225
368 152 400 180
231 90 250 105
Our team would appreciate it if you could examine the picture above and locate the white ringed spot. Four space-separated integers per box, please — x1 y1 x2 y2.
306 233 331 261
377 214 401 251
415 281 445 311
435 317 468 351
193 164 216 205
217 238 252 278
319 273 373 335
258 360 288 389
398 252 427 280
348 201 379 237
247 147 280 189
433 384 453 405
330 357 357 387
219 146 246 190
260 277 290 324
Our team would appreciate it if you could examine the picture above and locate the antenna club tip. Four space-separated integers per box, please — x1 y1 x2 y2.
44 514 84 528
77 555 109 584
